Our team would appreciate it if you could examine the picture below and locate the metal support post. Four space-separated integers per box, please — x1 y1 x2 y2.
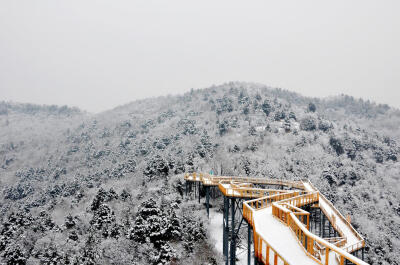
230 197 236 265
322 211 325 238
328 221 331 237
314 208 317 232
248 224 251 265
319 208 322 237
223 197 230 264
206 186 210 218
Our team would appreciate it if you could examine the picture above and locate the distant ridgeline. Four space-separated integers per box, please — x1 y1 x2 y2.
0 101 81 116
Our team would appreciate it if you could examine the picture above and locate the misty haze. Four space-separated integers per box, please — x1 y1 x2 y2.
0 1 399 265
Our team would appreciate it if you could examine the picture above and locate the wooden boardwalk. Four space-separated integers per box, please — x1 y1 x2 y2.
184 173 368 265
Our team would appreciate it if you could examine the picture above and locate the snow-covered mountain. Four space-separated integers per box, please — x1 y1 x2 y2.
1 82 399 264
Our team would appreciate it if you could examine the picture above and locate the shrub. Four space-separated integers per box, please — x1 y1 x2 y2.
144 155 169 178
308 102 316 112
300 116 317 131
329 136 344 155
262 99 272 116
318 120 332 132
274 110 286 121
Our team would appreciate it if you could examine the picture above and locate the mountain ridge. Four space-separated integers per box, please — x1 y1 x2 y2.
0 82 399 264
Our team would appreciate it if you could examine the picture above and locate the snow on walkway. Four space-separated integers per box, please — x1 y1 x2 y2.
252 207 320 265
220 183 241 196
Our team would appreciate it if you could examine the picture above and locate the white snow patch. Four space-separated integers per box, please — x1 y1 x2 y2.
208 209 253 265
209 209 223 255
253 207 319 265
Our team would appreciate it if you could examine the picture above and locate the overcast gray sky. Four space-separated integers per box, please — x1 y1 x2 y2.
1 0 399 113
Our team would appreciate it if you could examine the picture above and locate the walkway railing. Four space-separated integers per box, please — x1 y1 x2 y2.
243 192 300 226
254 230 290 265
304 181 365 252
219 182 291 198
271 193 368 265
184 173 368 265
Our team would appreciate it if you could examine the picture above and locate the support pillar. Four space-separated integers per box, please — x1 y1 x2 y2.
322 211 325 238
328 221 332 237
230 197 236 265
198 182 201 204
206 186 210 218
223 197 230 264
315 208 318 232
319 208 322 237
248 224 251 265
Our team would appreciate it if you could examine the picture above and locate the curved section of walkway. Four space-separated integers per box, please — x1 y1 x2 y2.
183 173 368 265
303 181 365 252
253 207 319 265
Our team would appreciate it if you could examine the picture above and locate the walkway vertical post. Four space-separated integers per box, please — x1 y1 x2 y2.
230 197 236 265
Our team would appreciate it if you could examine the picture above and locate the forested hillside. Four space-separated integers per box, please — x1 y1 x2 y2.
0 82 399 265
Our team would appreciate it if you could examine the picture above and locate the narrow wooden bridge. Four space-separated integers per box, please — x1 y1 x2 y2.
184 173 368 265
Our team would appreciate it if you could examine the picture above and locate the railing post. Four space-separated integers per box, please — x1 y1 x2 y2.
254 233 258 265
325 248 330 265
309 238 314 255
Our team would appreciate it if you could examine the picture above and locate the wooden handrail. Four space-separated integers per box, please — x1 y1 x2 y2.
186 172 305 188
254 230 290 265
184 173 368 265
304 180 365 252
288 210 367 265
271 192 368 265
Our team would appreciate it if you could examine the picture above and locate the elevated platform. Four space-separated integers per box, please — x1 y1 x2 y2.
183 173 368 265
253 207 319 265
302 182 364 253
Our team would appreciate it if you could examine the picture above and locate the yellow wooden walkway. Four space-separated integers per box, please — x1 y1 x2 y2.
184 173 368 265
